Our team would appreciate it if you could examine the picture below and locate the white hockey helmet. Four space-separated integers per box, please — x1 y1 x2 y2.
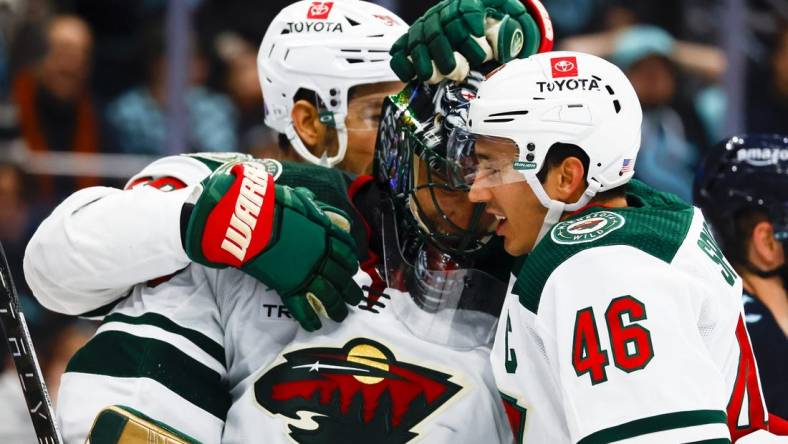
448 51 642 241
258 0 407 167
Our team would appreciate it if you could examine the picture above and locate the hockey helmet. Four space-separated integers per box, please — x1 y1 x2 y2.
258 0 407 167
694 134 788 263
374 73 498 255
445 51 642 241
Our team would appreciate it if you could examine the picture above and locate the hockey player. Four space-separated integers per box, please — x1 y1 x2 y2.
694 134 788 427
25 77 515 443
220 77 518 443
24 4 555 442
261 0 553 174
442 51 775 442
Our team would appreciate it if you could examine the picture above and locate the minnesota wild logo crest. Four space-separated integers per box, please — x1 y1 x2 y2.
551 210 625 245
255 338 461 443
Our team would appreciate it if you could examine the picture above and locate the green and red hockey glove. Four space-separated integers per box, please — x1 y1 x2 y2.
390 0 554 84
183 160 363 331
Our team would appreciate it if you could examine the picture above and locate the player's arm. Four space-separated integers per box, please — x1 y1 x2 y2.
534 246 733 443
23 154 220 316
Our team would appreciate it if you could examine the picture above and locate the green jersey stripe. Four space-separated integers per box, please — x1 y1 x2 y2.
66 331 231 421
577 409 727 444
102 312 225 366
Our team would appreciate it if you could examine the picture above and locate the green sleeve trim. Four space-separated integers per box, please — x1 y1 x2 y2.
101 312 225 366
66 331 231 421
577 409 727 444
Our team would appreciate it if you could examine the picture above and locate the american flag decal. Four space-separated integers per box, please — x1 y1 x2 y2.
620 158 634 174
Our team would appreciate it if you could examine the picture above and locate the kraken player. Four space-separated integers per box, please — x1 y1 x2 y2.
446 51 776 442
23 1 554 442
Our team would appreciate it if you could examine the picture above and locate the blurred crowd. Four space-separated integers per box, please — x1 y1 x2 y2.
0 0 785 441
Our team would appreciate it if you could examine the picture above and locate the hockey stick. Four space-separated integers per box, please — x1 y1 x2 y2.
0 242 63 444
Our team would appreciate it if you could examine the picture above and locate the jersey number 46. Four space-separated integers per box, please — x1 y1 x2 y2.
572 295 654 385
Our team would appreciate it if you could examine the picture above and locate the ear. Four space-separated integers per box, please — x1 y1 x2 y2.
547 156 586 202
291 100 328 150
750 221 782 269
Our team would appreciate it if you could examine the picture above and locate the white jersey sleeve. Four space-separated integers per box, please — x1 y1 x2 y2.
23 155 214 315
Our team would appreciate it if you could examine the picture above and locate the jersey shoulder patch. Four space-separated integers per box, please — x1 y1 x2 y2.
514 180 694 314
550 210 625 245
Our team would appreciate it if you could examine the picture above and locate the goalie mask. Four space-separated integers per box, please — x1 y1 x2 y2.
375 74 498 255
694 134 788 284
373 75 511 348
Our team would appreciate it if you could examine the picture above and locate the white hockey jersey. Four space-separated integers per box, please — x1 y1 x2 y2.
25 153 300 443
222 284 512 444
24 154 512 444
491 180 770 443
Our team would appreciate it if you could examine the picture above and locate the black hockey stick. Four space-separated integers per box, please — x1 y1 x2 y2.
0 242 63 444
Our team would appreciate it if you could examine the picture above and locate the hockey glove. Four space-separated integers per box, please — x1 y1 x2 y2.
390 0 554 84
183 160 363 331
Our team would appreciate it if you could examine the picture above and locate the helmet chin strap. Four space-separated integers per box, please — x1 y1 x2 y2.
525 175 602 244
285 118 349 168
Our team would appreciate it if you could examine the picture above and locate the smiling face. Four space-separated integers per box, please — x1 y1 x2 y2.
466 135 547 255
469 180 546 255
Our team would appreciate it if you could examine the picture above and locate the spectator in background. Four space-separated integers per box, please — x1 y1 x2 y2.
0 162 35 287
563 24 724 201
747 26 788 134
215 32 278 155
105 23 238 155
11 15 99 202
611 26 718 201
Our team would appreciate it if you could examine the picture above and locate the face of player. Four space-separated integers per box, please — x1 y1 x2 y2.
340 81 403 175
467 137 547 256
411 155 497 245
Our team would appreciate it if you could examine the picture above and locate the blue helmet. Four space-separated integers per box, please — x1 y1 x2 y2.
693 134 788 263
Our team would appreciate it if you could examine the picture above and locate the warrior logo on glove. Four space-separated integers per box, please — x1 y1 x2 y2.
213 163 275 265
255 338 461 443
184 159 363 332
